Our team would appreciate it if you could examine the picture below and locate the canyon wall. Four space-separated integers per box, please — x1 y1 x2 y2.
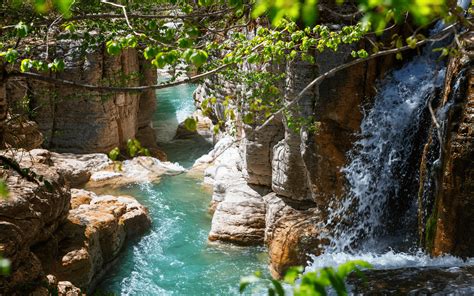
0 149 152 295
4 44 161 157
196 43 399 276
199 31 473 277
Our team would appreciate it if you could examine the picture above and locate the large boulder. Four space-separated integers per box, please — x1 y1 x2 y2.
37 189 151 293
263 193 324 278
208 181 268 245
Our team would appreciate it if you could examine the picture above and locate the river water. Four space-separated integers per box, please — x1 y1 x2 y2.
99 84 267 295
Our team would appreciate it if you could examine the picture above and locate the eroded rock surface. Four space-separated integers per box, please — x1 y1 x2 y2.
0 149 153 294
38 189 151 292
419 35 474 257
0 150 70 295
5 45 160 156
263 193 324 277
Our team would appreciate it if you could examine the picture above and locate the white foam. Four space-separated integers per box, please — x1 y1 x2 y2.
307 251 474 271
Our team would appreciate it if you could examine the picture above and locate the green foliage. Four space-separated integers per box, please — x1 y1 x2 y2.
252 0 451 30
0 256 10 276
0 179 9 199
241 261 372 296
184 117 198 132
107 139 150 163
108 147 121 161
127 139 150 158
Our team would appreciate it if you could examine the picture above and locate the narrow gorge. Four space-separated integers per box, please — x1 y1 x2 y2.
0 1 473 295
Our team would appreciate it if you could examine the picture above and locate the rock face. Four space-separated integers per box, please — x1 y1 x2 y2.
419 34 474 257
0 149 152 294
0 150 70 294
4 116 44 150
5 44 161 157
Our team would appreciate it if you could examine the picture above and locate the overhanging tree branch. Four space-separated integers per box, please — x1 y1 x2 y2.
254 23 457 133
9 63 232 93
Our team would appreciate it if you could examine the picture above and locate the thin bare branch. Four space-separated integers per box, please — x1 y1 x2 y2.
9 64 232 93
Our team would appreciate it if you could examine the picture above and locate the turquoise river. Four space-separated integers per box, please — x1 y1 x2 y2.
98 84 267 295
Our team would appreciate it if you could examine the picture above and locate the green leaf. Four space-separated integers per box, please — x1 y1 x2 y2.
108 147 120 161
54 0 74 18
190 50 208 67
0 257 10 276
270 279 285 296
48 59 65 72
20 59 33 72
283 266 303 284
184 117 197 132
106 40 122 56
144 46 158 60
178 37 192 48
406 36 418 49
0 49 19 64
151 53 167 68
15 22 29 38
243 113 254 124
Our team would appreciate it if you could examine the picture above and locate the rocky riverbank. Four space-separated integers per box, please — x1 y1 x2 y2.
0 148 185 295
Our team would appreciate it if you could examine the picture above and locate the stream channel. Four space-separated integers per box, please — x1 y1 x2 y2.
98 84 267 295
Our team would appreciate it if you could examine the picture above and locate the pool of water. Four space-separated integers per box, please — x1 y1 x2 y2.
98 84 267 295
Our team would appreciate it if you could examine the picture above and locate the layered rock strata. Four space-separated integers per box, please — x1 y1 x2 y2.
196 47 398 276
5 45 162 158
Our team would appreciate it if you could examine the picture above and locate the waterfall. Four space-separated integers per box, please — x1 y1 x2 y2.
322 27 449 254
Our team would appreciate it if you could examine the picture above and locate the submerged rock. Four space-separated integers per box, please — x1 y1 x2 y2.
348 265 474 295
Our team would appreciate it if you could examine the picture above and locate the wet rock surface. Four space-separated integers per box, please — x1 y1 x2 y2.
86 156 186 189
263 193 323 278
349 266 474 295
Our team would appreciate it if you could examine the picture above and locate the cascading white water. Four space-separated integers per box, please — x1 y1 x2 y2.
328 49 445 253
320 25 449 255
310 2 472 273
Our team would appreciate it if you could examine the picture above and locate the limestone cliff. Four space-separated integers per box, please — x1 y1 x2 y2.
195 45 398 276
4 44 162 158
198 29 473 278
